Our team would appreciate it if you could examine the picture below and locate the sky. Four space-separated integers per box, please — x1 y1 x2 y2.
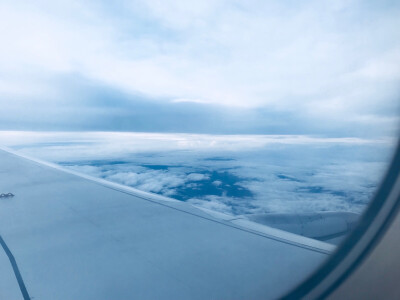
0 0 399 136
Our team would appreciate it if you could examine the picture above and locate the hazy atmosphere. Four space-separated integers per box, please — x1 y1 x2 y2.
0 0 399 136
0 131 395 215
0 1 399 215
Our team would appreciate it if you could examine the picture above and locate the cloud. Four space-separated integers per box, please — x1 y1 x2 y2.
1 131 395 215
187 196 235 215
187 173 210 181
1 131 392 161
0 0 399 136
107 170 186 194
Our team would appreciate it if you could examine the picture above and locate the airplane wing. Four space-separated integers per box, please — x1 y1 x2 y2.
0 147 335 300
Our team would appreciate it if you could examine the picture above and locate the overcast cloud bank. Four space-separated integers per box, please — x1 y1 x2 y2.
0 1 399 136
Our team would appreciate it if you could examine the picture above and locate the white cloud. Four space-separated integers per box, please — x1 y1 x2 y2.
1 131 395 215
187 196 235 215
106 170 186 195
186 173 209 181
0 0 399 131
212 180 222 187
0 131 393 163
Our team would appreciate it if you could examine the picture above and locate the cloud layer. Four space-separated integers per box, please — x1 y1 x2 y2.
1 131 395 215
0 1 399 136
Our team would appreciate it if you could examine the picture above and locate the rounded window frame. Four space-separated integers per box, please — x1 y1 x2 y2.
283 139 400 299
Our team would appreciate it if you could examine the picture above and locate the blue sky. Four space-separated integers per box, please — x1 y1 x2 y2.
0 0 399 136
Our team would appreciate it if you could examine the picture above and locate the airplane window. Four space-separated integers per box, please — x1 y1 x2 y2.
0 1 399 299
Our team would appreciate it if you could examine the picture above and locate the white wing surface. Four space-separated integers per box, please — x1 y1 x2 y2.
0 148 334 300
